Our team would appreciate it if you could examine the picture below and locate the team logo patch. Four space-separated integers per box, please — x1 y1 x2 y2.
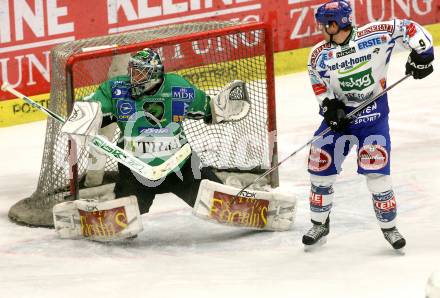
374 196 396 211
336 47 356 58
372 190 397 222
357 24 395 38
358 144 388 170
310 43 332 67
312 83 327 95
172 101 190 123
329 54 372 74
79 206 128 238
405 22 417 38
353 112 381 125
346 90 374 103
172 87 195 101
210 191 269 229
319 55 327 69
339 68 375 91
116 100 135 121
111 86 130 99
309 192 323 207
308 146 332 172
357 36 384 50
143 101 165 126
138 127 171 135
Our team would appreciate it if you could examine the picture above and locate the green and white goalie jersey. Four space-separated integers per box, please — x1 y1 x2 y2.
87 73 211 170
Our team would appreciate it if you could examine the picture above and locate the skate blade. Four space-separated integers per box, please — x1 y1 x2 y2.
393 247 405 255
304 236 327 252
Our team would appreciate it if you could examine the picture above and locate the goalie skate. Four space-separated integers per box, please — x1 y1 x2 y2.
382 227 406 250
302 218 330 250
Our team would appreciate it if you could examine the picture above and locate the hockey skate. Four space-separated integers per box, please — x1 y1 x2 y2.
381 227 406 250
302 218 330 249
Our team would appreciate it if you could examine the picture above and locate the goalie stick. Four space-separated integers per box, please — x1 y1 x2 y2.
234 74 412 197
1 82 192 182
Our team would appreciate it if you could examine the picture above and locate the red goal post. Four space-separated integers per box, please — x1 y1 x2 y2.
9 21 279 227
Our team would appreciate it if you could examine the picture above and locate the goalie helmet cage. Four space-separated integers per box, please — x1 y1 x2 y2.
8 21 279 227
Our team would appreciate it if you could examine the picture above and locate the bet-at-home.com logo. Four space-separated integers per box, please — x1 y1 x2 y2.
339 68 375 91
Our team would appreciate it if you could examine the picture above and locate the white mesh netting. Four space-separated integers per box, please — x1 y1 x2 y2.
8 21 278 227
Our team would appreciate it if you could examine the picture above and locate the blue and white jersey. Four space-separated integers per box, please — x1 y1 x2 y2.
308 19 433 129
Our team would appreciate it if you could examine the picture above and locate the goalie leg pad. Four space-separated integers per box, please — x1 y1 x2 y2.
53 201 82 239
53 195 143 241
193 180 297 231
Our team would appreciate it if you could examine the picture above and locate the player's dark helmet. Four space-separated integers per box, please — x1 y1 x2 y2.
315 0 352 29
128 48 164 97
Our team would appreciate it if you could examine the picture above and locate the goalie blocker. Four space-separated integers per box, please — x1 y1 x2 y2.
194 180 297 231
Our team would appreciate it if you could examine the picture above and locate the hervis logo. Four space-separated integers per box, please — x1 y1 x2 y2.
339 68 375 91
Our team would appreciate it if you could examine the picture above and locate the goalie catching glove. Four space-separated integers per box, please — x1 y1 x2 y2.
210 80 251 123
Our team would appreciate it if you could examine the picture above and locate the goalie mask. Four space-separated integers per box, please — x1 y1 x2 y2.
128 48 164 97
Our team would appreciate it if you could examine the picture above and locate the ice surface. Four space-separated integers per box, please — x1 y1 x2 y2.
0 47 439 298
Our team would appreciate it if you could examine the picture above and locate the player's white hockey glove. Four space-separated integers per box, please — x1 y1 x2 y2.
406 50 434 80
210 80 251 123
61 101 103 146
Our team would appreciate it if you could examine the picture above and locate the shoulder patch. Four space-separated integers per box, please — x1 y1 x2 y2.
111 80 131 99
172 101 190 123
171 87 195 101
357 23 395 38
310 43 332 68
116 99 136 122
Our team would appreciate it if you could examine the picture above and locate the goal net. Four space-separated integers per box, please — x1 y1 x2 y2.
8 21 278 227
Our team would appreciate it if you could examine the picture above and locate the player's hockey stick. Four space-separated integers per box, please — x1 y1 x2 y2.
236 74 412 196
1 82 192 182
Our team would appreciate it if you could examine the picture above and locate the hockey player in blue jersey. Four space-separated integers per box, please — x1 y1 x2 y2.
303 0 434 249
